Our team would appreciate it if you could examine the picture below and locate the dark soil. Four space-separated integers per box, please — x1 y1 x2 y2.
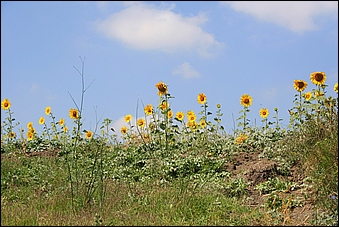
224 151 316 226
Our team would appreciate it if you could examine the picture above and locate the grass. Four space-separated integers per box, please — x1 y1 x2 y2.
1 62 338 226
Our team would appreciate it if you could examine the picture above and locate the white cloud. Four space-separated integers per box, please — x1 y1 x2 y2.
95 2 224 56
222 1 338 33
172 62 200 79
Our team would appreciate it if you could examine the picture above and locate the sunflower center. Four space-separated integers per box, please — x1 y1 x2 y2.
297 82 304 88
158 85 167 92
73 112 77 118
244 98 249 104
315 73 323 82
4 103 8 107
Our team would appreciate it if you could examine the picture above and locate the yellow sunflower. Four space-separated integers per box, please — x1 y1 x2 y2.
137 118 146 128
197 93 207 105
293 80 308 92
334 83 338 93
63 126 68 133
310 72 326 86
159 101 169 110
45 106 51 115
187 110 195 116
199 120 207 128
175 111 184 121
39 117 45 125
155 81 168 96
85 130 93 139
168 110 173 118
187 121 198 130
144 104 153 116
27 131 34 141
69 108 79 120
124 114 132 123
9 131 16 138
1 98 11 110
120 126 127 134
59 118 65 126
29 127 36 134
217 103 221 109
27 122 33 129
187 114 196 122
303 92 312 101
240 94 253 107
234 134 248 144
259 108 269 119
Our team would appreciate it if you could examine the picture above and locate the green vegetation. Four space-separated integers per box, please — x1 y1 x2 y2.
1 60 338 225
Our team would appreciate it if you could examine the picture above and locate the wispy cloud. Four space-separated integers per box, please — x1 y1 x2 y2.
221 1 338 33
95 2 224 56
172 62 200 79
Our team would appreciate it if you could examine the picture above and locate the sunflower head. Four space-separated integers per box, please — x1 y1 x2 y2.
9 132 16 138
187 113 196 122
155 82 168 96
167 110 173 118
45 106 51 115
334 83 338 93
124 114 132 123
303 92 312 101
199 120 207 128
27 131 34 141
197 93 207 105
69 108 79 120
293 80 308 92
39 117 45 125
1 98 11 110
27 122 33 129
159 100 169 110
259 108 269 119
85 130 93 139
63 126 68 133
120 126 127 134
137 118 146 128
217 103 221 109
240 94 253 107
144 104 153 116
234 134 248 144
175 111 184 121
310 72 326 86
59 118 65 126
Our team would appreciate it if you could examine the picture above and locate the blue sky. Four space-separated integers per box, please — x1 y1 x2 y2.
1 1 338 139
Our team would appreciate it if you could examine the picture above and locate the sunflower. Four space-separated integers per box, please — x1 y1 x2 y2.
234 134 248 144
310 72 326 86
69 108 79 120
137 118 146 128
85 130 93 139
1 98 11 110
187 114 196 122
240 94 253 107
9 131 16 138
155 81 168 96
259 108 269 119
199 120 207 128
197 93 207 105
293 80 308 92
27 131 34 141
59 118 65 126
187 121 198 130
27 122 33 129
334 83 338 93
39 117 45 125
175 111 184 121
120 126 127 134
124 114 132 123
186 110 195 116
159 101 169 110
29 127 36 134
63 126 68 133
144 104 153 116
168 110 173 118
303 92 312 101
217 103 221 109
45 106 51 115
